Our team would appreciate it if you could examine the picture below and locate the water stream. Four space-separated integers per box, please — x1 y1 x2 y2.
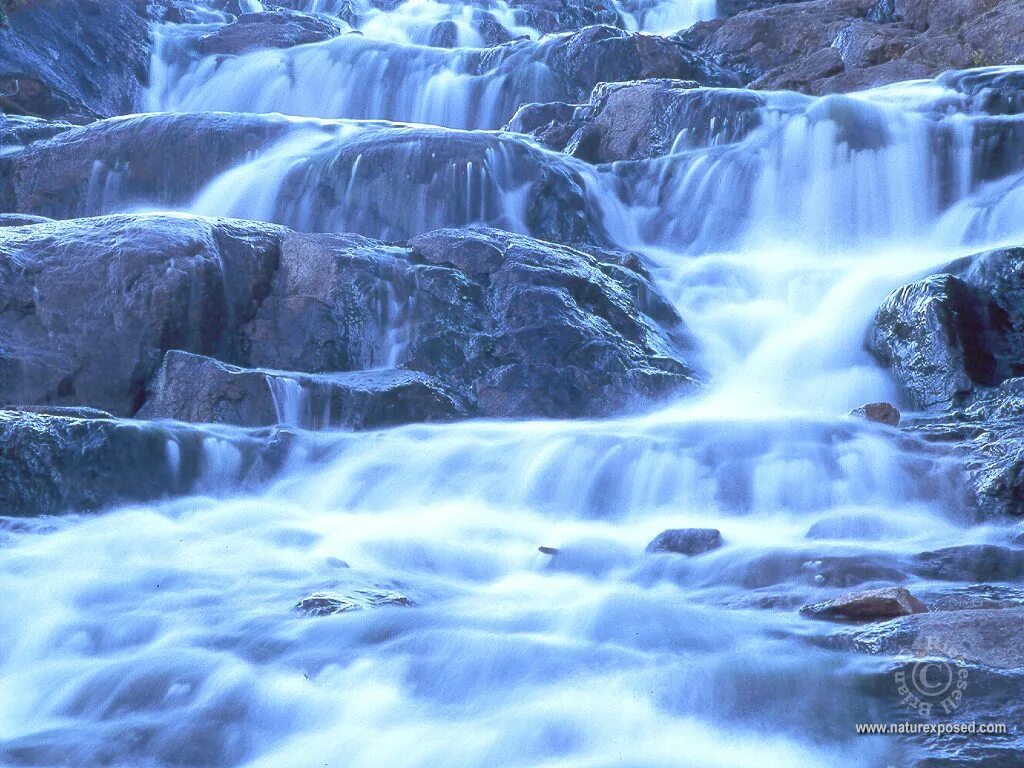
2 3 1023 765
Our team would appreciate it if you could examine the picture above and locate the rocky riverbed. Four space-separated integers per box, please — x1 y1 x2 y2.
1 0 1023 766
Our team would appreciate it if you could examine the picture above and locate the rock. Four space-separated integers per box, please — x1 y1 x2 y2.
681 0 1024 94
0 0 153 122
904 379 1024 519
545 26 741 93
0 214 51 228
2 114 603 245
868 247 1024 410
852 607 1024 669
294 589 413 616
538 546 560 555
507 81 764 161
252 226 697 417
1013 522 1024 545
0 409 298 516
503 0 625 33
472 10 515 46
428 19 459 48
195 10 343 56
0 215 284 416
805 512 902 540
645 527 722 555
138 351 468 429
1 215 697 421
913 545 1024 582
850 402 900 426
799 586 927 621
1 112 294 219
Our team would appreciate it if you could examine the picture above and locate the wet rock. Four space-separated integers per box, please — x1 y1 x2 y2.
428 19 459 48
681 0 1024 94
546 26 741 93
0 409 297 516
850 402 900 426
868 246 1024 410
0 0 153 121
645 528 722 555
799 586 927 621
0 215 284 416
852 607 1024 668
1 215 696 421
0 214 51 228
913 545 1024 583
920 584 1024 612
508 82 765 161
1 112 294 219
253 226 697 418
472 10 515 46
139 351 467 429
294 589 413 616
1013 522 1024 545
805 512 903 541
195 10 344 56
538 546 560 555
504 0 625 34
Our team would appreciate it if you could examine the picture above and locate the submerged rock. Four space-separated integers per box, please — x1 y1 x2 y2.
913 545 1024 583
799 586 927 621
645 528 722 555
294 589 413 616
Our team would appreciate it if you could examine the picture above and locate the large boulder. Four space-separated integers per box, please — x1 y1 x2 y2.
0 409 299 516
0 114 603 245
139 351 468 428
194 10 343 55
1 215 697 421
505 81 765 161
680 0 1024 94
0 112 294 219
867 246 1024 410
0 0 153 122
0 215 284 416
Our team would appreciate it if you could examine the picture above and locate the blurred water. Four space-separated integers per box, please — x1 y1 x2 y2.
4 23 1024 768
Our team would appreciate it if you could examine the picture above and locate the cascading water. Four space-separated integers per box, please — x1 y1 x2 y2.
2 0 1024 763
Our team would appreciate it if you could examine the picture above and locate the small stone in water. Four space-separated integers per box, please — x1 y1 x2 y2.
538 546 560 555
645 528 722 556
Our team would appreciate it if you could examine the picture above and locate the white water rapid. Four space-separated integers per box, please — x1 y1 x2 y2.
2 4 1023 765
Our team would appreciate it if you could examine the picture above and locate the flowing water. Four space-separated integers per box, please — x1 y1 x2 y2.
3 3 1024 764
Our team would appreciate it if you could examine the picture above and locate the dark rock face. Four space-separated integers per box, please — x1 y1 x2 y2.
1 215 696 422
506 0 625 33
195 10 344 56
799 586 927 621
0 409 296 516
0 0 153 122
681 0 1024 94
645 528 722 555
868 247 1024 410
139 351 468 429
850 402 901 426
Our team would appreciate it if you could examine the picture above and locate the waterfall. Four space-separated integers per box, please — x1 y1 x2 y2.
2 0 1023 760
